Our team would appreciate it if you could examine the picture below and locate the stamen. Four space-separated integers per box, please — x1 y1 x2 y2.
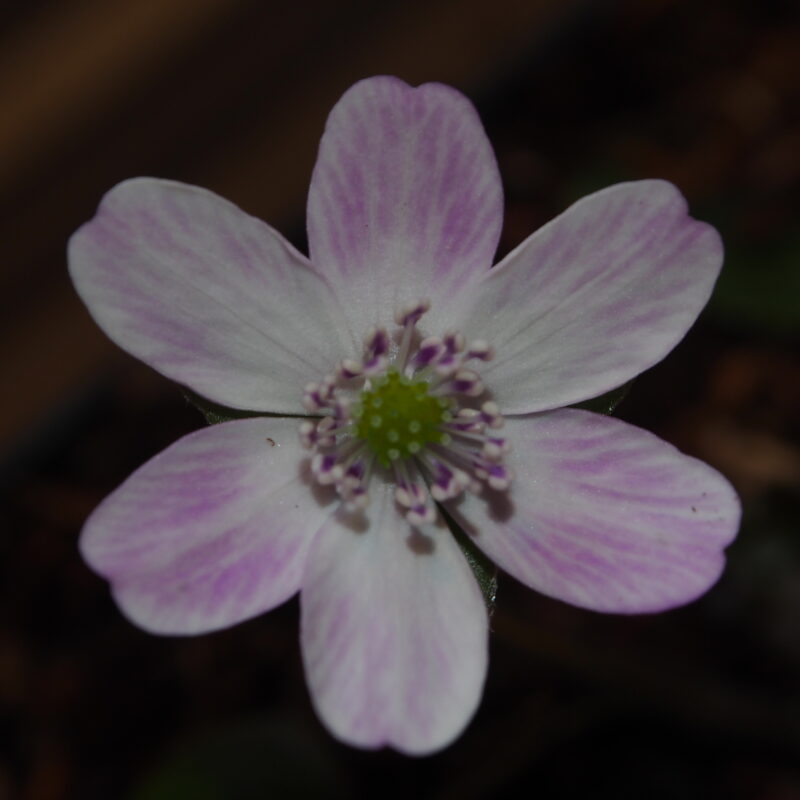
395 299 430 371
418 455 471 501
337 359 362 380
443 332 465 354
298 420 319 449
394 299 430 328
299 302 512 518
479 400 504 429
476 463 514 491
445 409 485 433
393 461 436 524
363 328 390 375
311 452 339 484
411 337 446 369
435 369 484 397
367 328 391 357
481 437 510 462
466 340 494 361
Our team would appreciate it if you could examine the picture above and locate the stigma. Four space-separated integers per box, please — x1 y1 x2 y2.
298 300 513 524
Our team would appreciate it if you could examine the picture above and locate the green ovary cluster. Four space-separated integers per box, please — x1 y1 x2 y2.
353 371 451 467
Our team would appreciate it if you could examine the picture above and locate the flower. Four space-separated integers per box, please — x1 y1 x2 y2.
68 76 740 755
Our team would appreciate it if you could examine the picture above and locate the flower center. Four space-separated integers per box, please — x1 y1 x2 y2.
353 371 451 467
298 300 512 524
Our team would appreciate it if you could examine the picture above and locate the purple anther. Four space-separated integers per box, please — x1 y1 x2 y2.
302 383 325 413
407 503 436 525
466 340 494 361
337 359 363 380
412 337 445 367
451 408 485 433
450 369 484 397
481 437 509 462
362 354 388 376
366 328 391 358
443 332 465 354
479 401 504 429
298 420 318 449
395 299 430 327
432 352 461 377
311 453 339 484
486 463 513 491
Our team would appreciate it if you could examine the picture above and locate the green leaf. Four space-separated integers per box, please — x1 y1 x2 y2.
439 506 498 615
574 379 633 416
182 389 302 426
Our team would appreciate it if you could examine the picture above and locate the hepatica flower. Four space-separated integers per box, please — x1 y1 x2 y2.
69 76 740 755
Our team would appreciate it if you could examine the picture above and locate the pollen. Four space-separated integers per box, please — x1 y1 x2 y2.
353 371 451 467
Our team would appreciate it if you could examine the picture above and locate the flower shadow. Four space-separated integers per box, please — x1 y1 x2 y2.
406 528 435 555
445 487 515 542
298 458 338 508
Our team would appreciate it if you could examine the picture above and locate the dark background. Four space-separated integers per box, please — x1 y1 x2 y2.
2 0 799 797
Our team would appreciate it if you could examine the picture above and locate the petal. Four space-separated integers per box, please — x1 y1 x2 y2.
69 178 352 413
307 76 503 332
81 418 335 634
300 482 488 755
450 181 723 413
447 411 740 613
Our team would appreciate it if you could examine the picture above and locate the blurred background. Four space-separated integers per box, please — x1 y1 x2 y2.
1 0 799 797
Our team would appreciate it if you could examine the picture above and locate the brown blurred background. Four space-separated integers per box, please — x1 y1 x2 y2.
2 0 799 798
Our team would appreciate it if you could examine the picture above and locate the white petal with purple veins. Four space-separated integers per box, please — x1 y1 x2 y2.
301 481 488 755
307 76 503 332
69 178 353 413
81 418 335 634
447 410 739 613
448 181 724 413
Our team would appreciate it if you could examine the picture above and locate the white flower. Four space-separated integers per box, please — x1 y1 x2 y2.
69 76 740 755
